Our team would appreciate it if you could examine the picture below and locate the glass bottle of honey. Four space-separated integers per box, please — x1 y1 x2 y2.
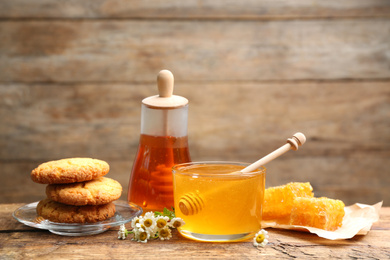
128 70 191 212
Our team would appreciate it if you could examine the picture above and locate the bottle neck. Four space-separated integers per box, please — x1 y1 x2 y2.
140 104 188 137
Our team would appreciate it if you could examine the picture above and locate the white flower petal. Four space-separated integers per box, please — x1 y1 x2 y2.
144 211 156 219
169 217 185 228
131 216 141 229
253 229 269 248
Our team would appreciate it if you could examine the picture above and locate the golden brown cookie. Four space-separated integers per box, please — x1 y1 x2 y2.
46 177 122 206
31 158 110 184
36 198 116 223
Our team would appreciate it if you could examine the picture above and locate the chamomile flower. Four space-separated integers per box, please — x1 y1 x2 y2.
117 208 185 243
133 226 150 243
117 224 128 240
140 212 157 234
253 229 269 248
169 217 185 229
158 227 172 240
155 216 170 230
131 216 141 229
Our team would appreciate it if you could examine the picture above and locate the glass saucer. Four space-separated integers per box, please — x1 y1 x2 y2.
13 200 142 236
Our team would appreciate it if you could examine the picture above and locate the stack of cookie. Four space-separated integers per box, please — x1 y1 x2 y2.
31 158 122 223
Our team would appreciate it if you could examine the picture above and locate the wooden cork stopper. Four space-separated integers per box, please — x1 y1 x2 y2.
142 70 188 108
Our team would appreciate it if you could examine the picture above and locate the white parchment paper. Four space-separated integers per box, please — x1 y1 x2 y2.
261 201 382 240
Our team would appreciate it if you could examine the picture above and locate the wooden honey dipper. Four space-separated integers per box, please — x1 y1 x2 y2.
178 132 306 216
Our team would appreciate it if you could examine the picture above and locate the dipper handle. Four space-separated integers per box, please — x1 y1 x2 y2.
240 132 306 173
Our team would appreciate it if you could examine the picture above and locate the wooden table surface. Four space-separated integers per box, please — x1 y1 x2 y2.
1 204 389 259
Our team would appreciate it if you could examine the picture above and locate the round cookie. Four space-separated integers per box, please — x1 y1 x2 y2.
37 198 116 223
46 177 122 206
31 158 109 184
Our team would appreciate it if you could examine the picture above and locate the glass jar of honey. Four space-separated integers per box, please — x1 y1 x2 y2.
128 70 191 212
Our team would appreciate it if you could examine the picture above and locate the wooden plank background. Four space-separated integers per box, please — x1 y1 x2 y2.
0 0 389 206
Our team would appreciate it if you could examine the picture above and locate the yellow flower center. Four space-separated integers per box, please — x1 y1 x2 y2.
159 229 169 238
139 232 148 241
256 234 265 243
172 220 182 228
139 224 147 231
144 219 153 227
157 219 167 229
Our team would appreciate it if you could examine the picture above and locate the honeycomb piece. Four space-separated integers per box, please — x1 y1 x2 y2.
263 182 314 221
290 197 345 231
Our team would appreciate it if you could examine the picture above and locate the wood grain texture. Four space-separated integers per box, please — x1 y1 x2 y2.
0 1 389 208
1 204 390 259
0 81 388 206
1 0 390 19
1 81 388 160
3 232 388 259
0 19 389 82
